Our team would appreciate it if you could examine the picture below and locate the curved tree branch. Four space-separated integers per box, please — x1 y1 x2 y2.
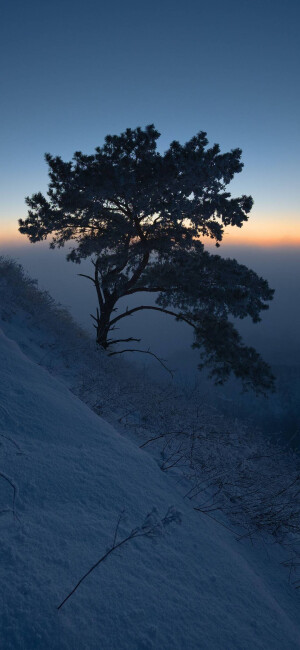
78 273 95 283
108 347 174 376
109 305 196 330
106 337 141 347
123 287 165 296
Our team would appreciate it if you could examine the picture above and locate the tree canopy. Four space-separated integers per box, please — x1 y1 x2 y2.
19 125 274 393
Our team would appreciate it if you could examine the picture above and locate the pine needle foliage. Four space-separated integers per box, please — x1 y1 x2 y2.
19 125 274 392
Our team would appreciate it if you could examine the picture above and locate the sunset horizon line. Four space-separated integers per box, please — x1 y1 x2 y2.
1 231 300 250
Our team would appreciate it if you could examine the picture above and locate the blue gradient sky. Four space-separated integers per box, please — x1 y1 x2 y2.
1 0 299 245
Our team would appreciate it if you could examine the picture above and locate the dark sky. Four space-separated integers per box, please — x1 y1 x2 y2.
1 0 300 245
0 0 299 376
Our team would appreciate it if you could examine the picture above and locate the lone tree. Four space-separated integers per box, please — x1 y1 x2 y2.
19 125 274 392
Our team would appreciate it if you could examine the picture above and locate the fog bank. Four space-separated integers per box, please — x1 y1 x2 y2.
1 242 299 370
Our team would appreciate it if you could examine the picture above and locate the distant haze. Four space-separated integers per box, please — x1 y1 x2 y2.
1 242 299 374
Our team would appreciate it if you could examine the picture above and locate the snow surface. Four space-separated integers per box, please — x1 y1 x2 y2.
0 335 300 648
0 261 299 649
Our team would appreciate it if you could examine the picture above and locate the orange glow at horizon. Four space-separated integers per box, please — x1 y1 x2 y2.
0 224 27 246
220 213 300 247
1 213 300 248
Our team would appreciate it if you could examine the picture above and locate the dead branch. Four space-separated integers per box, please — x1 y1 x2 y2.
106 337 141 347
57 507 181 610
0 472 18 519
0 432 22 453
108 348 174 377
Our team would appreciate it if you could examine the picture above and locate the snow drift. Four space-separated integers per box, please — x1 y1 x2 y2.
0 258 299 648
1 326 300 649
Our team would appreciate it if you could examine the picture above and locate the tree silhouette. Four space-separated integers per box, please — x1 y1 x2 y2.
19 125 274 392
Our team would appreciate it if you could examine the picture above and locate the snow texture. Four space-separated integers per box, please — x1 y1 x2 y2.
0 261 300 649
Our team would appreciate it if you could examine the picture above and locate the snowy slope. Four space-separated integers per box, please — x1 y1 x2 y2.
1 327 300 650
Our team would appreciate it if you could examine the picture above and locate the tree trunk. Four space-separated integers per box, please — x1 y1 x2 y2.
96 306 113 349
